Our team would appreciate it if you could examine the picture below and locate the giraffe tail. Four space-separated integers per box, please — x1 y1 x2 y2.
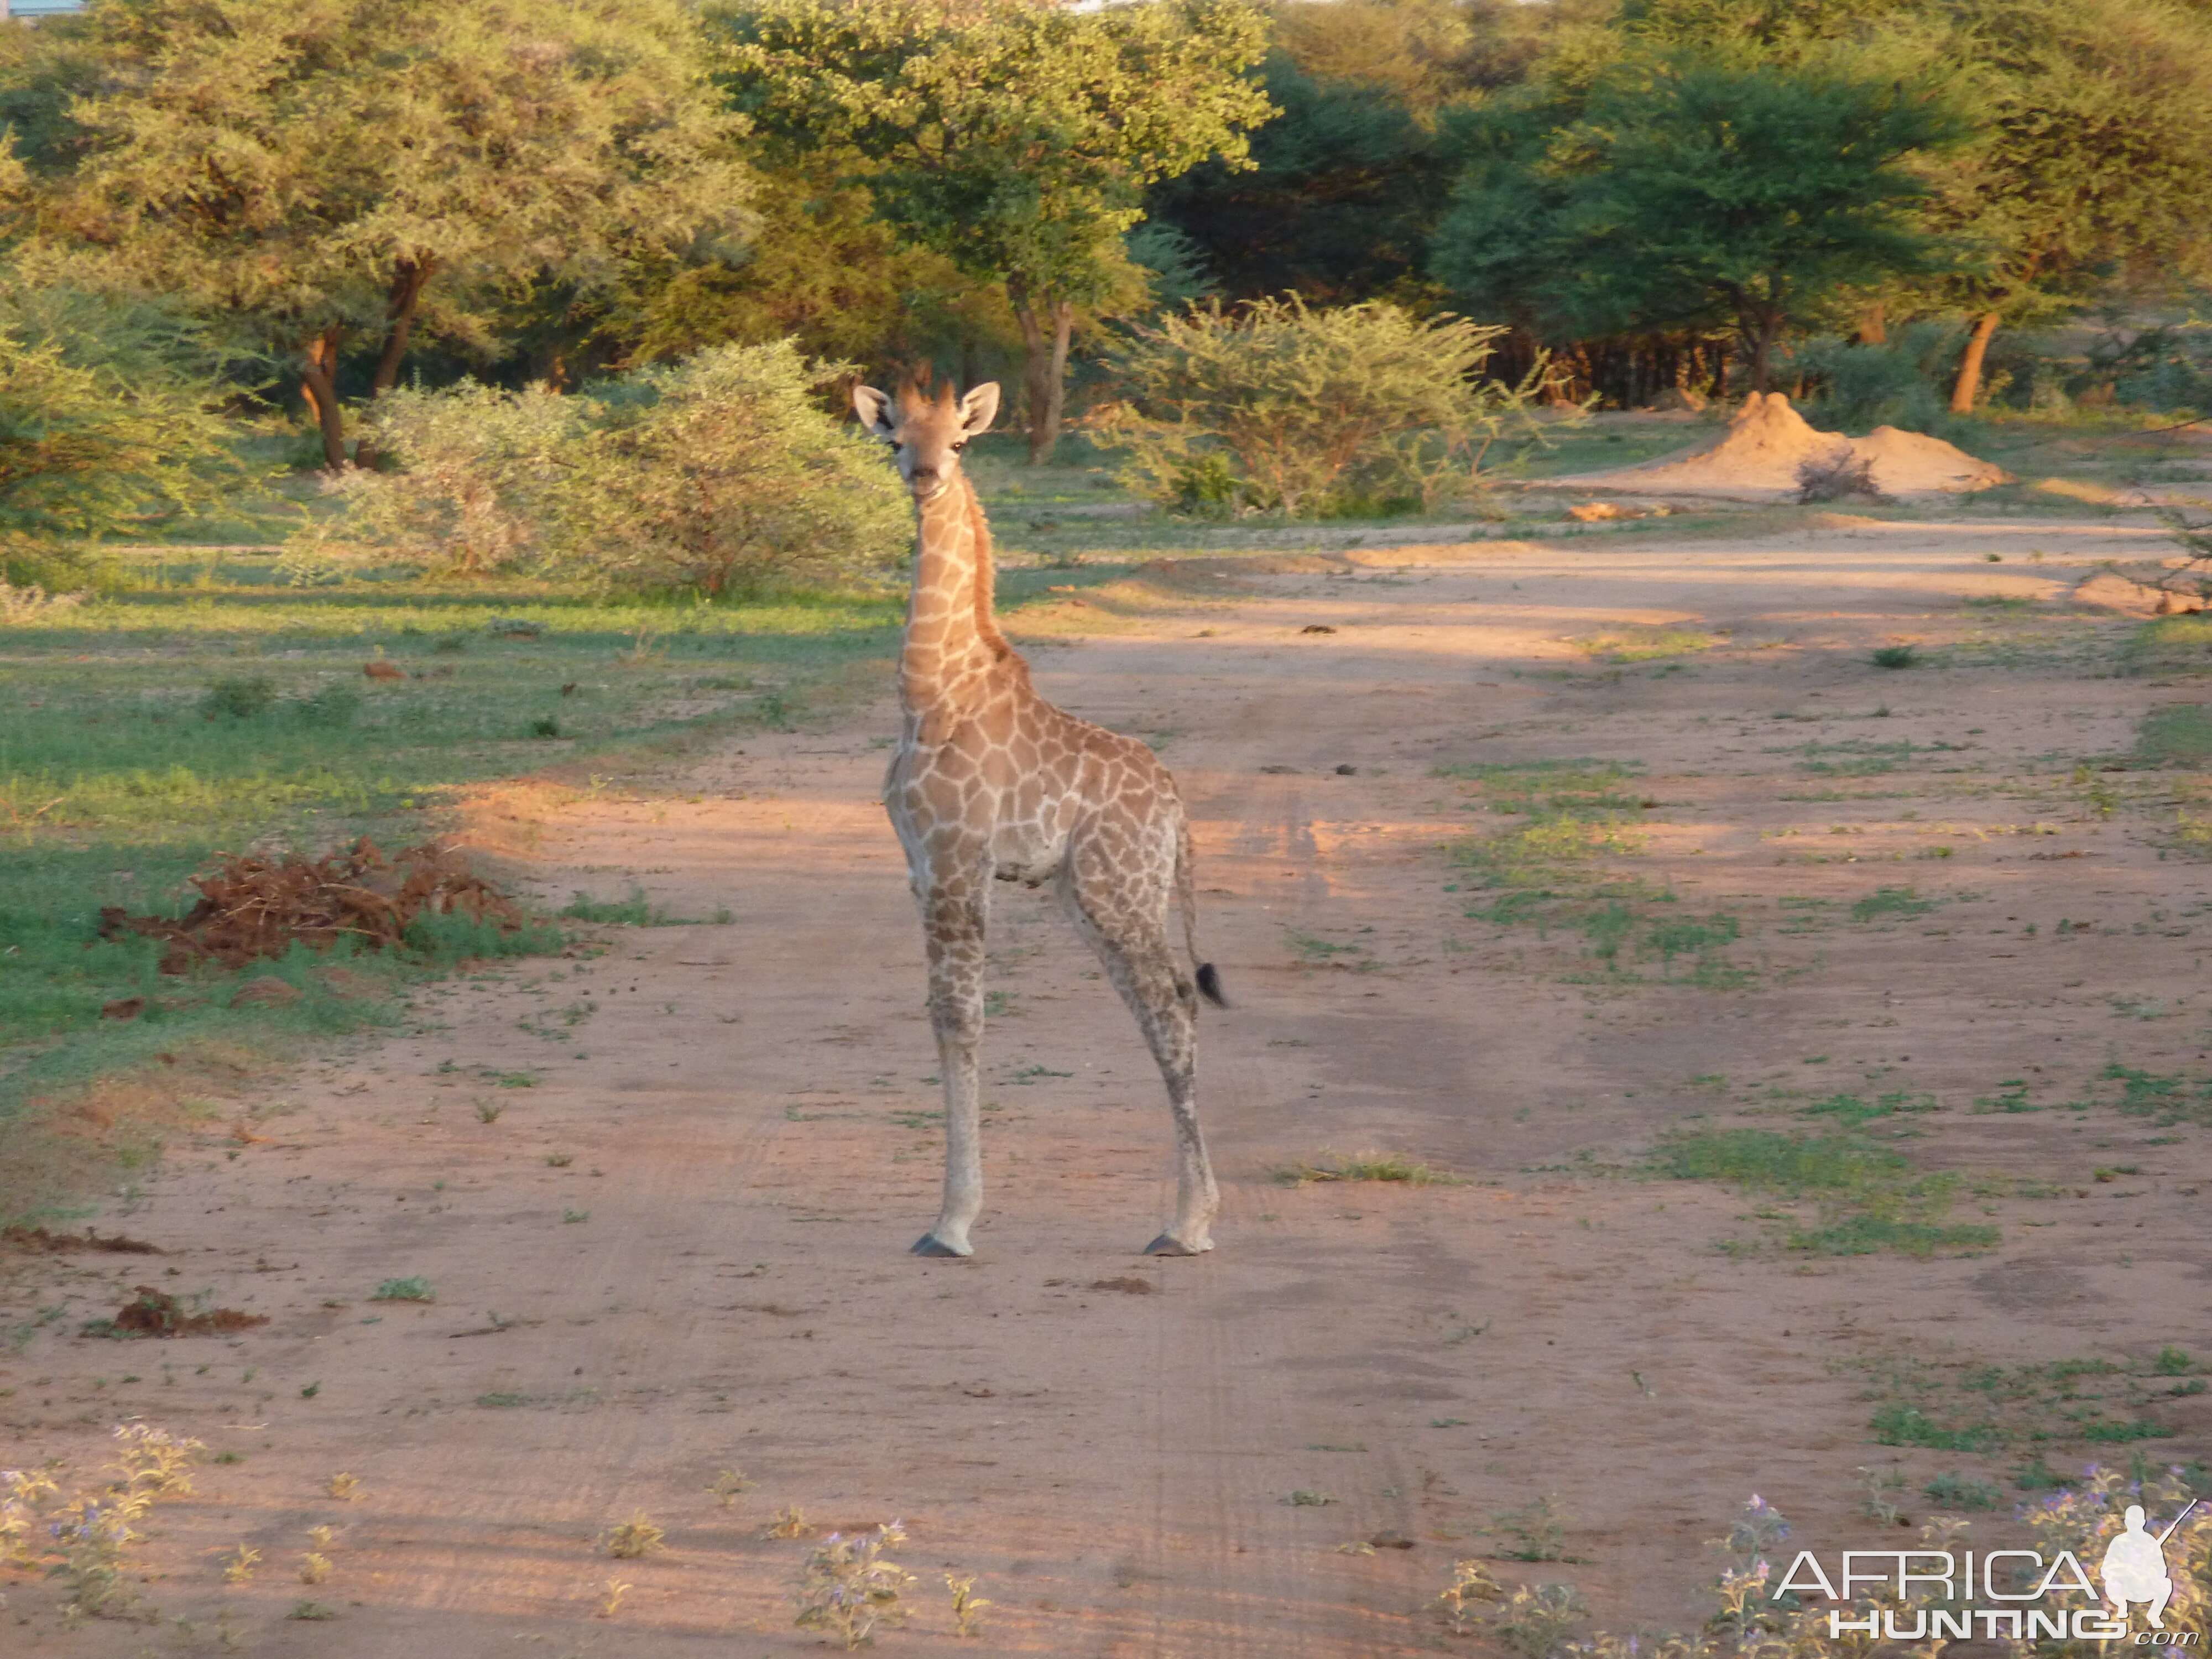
1177 817 1228 1008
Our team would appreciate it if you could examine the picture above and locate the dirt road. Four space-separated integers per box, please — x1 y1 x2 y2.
7 514 2210 1655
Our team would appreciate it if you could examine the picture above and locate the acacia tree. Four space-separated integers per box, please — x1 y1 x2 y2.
1433 47 1961 393
1922 0 2212 410
5 0 747 468
714 0 1275 463
0 276 245 585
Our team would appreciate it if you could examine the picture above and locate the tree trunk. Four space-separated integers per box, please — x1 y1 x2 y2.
1951 311 2001 414
354 258 437 469
1858 303 1887 346
371 257 436 398
1747 316 1781 394
1039 299 1073 465
300 327 348 471
1008 276 1073 466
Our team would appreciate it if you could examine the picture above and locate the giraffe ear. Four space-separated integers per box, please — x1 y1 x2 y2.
958 382 1000 437
852 385 896 439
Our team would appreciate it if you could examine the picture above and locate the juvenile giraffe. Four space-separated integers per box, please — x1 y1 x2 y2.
854 378 1224 1258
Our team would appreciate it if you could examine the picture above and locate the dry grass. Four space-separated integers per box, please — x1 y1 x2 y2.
0 1039 270 1228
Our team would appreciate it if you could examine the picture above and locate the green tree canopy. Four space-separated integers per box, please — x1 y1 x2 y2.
1146 45 1448 305
3 0 747 468
713 0 1275 462
1919 0 2212 409
1595 0 2212 408
0 278 247 586
1433 45 1963 390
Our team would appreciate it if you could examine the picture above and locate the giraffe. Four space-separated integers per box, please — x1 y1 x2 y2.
853 378 1225 1259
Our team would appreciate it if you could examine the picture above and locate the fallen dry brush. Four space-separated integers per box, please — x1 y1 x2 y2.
96 837 527 972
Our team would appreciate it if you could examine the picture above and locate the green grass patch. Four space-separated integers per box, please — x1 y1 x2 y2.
2069 1061 2212 1126
1437 757 1751 985
556 885 724 927
1803 1089 1940 1128
1790 1214 2001 1255
0 561 900 1204
2124 614 2212 679
1571 625 1713 664
1272 1151 1466 1187
1781 739 1952 776
1922 1472 2005 1510
1652 1128 1913 1192
1850 885 1937 922
1651 1128 1995 1257
1847 1349 2194 1457
1873 1403 2000 1452
2138 703 2212 766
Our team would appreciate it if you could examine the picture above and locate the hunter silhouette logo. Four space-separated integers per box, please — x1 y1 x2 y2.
2104 1501 2198 1628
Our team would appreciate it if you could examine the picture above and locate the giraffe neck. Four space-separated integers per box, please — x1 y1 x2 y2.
901 472 1008 712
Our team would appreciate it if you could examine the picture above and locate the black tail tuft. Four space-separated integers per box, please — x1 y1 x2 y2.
1196 962 1228 1009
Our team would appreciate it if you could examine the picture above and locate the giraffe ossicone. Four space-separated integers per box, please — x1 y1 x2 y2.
854 378 1226 1259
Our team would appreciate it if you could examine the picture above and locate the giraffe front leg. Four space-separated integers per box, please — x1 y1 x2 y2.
914 886 987 1258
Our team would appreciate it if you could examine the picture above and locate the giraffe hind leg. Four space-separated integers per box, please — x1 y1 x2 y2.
1060 873 1218 1255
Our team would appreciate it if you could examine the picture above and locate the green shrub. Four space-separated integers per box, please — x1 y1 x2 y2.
2101 322 2212 415
290 685 359 728
1787 323 1964 435
289 342 908 596
289 381 582 580
1096 296 1568 518
199 676 276 720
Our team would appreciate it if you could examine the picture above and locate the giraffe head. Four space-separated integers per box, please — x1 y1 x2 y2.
853 379 1000 502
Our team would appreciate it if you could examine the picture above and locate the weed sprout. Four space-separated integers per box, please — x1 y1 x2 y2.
1433 1557 1503 1635
946 1571 992 1637
793 1521 914 1651
764 1504 810 1539
603 1512 665 1559
707 1468 755 1508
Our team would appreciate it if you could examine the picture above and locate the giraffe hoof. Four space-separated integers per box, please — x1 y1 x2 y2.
1143 1232 1214 1257
911 1233 972 1258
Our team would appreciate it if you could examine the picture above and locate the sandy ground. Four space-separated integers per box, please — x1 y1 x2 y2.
6 512 2212 1656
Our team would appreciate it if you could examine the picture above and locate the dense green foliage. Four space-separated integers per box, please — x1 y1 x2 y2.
0 279 248 585
295 343 907 595
0 0 2206 460
710 0 1274 459
1 0 746 465
1434 48 1961 390
1097 297 1562 516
